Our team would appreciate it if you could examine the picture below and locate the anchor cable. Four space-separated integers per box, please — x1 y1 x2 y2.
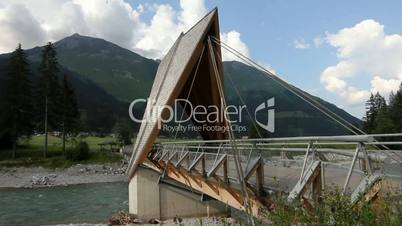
207 37 255 225
211 36 402 164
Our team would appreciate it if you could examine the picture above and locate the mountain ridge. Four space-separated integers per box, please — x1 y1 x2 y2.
0 34 362 136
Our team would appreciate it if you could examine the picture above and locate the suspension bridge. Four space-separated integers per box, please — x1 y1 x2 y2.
126 8 402 221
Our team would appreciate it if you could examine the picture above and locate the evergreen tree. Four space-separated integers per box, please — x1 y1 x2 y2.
389 83 402 132
113 118 133 146
372 106 395 134
60 74 80 155
363 92 390 133
36 42 61 158
0 76 12 150
389 91 396 106
2 44 34 158
363 94 376 133
373 92 387 111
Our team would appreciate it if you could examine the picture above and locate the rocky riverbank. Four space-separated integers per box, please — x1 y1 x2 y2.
0 163 127 188
48 216 240 226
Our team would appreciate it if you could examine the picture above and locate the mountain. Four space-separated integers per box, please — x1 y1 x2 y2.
224 61 361 136
0 34 362 136
4 34 158 102
54 34 158 102
0 45 128 133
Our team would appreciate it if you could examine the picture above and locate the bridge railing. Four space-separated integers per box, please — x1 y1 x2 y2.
150 133 402 195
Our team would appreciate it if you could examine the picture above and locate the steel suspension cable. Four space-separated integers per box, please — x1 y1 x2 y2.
214 50 263 138
211 36 402 165
212 36 363 136
207 38 255 225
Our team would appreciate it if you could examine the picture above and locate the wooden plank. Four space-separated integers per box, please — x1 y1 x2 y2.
351 173 383 204
143 155 267 217
288 161 321 202
161 161 263 216
256 159 264 195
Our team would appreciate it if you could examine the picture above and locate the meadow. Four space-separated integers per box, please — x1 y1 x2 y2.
0 135 125 168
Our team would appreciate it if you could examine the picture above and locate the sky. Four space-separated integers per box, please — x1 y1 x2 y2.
1 0 402 118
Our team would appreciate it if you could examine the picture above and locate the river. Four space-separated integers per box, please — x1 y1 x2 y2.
0 182 128 226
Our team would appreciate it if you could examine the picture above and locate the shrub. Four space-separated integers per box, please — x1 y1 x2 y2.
66 141 90 161
265 188 402 226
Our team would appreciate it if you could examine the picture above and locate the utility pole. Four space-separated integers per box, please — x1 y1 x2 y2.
44 96 48 158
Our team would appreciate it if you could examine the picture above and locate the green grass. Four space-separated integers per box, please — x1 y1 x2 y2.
258 188 402 226
0 135 124 169
26 135 118 152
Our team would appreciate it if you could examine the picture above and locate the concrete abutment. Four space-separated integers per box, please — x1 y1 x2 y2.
129 166 227 221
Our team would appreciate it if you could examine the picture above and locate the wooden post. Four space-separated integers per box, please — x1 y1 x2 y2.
223 159 228 183
44 96 48 158
256 159 264 195
281 151 286 167
360 158 367 172
312 165 322 204
201 155 206 177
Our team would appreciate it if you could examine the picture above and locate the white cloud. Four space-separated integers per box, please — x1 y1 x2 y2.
293 36 323 49
344 87 371 106
178 0 206 30
258 62 276 75
137 4 144 13
371 76 401 95
0 0 277 79
293 38 310 49
0 0 252 62
0 0 143 53
134 0 209 58
0 3 46 52
320 61 356 92
321 19 402 106
134 4 180 58
220 30 250 61
313 36 323 48
219 30 276 74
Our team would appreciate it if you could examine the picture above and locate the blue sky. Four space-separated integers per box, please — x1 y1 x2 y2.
1 0 402 118
126 0 402 117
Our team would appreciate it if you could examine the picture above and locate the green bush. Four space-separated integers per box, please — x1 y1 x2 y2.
265 188 402 226
66 141 90 161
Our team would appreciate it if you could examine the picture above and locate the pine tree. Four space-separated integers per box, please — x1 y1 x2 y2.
113 118 133 146
363 94 376 133
372 101 394 134
373 92 387 111
363 92 391 133
389 91 396 106
2 44 34 158
36 42 61 158
60 74 80 155
389 83 402 132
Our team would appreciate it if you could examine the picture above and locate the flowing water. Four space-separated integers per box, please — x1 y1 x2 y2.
0 182 128 226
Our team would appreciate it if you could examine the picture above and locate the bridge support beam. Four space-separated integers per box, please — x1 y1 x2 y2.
129 166 226 221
